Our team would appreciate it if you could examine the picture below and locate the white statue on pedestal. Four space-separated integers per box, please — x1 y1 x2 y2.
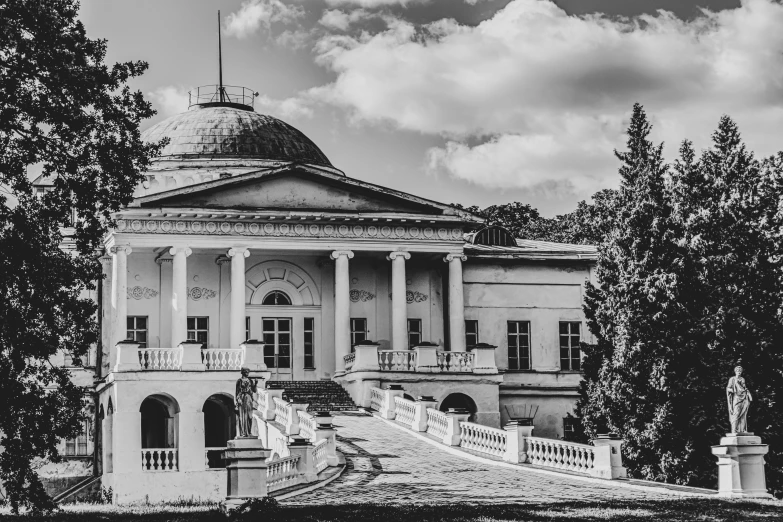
726 365 752 434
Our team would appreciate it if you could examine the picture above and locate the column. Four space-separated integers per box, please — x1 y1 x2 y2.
110 245 132 349
444 254 467 352
227 247 250 348
169 247 192 346
331 250 354 371
388 251 411 351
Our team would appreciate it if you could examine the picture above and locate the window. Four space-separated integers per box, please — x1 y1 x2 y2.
350 318 367 349
262 291 291 306
562 416 581 442
304 318 315 369
245 316 250 342
559 322 581 371
465 320 479 347
127 316 148 348
407 319 422 348
507 321 531 370
63 352 80 367
65 419 90 456
187 317 209 345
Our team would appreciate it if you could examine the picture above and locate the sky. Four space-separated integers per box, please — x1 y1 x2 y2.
78 0 783 217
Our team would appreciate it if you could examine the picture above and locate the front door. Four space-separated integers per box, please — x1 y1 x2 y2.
262 318 292 379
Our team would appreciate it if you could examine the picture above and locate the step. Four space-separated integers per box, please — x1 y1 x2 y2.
265 380 358 412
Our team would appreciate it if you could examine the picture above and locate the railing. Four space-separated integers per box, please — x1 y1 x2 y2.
426 408 448 439
394 396 416 428
527 437 596 474
189 85 256 109
202 348 244 370
437 351 474 372
273 397 290 428
138 348 182 370
459 422 507 458
312 439 329 474
370 387 384 411
141 449 178 471
205 447 227 469
267 455 301 491
379 350 417 371
298 411 317 442
343 353 356 371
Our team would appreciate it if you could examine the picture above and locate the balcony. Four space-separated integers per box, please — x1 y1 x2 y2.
113 340 265 373
341 342 498 375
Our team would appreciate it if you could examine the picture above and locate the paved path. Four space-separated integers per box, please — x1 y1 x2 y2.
285 413 682 505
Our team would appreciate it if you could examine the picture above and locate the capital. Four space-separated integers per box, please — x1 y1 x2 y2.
109 245 132 256
227 247 250 258
387 251 411 261
169 247 192 257
330 250 354 260
444 254 467 263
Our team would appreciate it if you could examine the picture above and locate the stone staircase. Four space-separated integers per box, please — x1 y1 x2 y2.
266 380 358 412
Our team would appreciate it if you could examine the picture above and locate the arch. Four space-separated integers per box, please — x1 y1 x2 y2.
439 393 478 423
203 394 236 468
262 290 292 306
246 260 320 306
403 393 415 402
140 394 180 449
471 225 516 247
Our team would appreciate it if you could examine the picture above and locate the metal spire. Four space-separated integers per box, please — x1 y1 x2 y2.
218 10 224 103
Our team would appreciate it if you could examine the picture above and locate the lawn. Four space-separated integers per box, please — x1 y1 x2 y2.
0 499 781 522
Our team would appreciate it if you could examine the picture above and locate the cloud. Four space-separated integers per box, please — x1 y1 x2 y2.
148 86 191 117
256 95 314 120
307 0 783 194
319 9 374 31
225 0 305 39
324 0 427 7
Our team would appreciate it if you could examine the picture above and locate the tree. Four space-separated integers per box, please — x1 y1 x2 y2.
0 0 160 512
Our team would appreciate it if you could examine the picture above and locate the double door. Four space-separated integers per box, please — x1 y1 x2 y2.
260 317 292 379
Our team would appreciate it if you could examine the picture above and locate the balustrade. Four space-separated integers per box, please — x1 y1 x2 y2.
141 448 178 471
459 422 507 458
266 455 301 491
202 348 244 370
426 408 449 439
379 350 417 371
369 387 385 411
273 397 290 428
205 447 227 469
312 439 329 474
343 353 356 372
298 411 317 442
527 437 596 474
437 351 474 372
138 348 182 370
393 396 416 428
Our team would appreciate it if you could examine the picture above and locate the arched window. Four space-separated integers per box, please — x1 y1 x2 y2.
262 290 292 306
471 226 517 247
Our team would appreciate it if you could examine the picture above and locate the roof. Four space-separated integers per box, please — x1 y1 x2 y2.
465 237 597 259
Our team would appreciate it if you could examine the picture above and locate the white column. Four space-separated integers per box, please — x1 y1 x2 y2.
444 254 467 352
388 251 411 351
227 247 250 348
169 247 192 346
331 250 354 371
110 245 131 349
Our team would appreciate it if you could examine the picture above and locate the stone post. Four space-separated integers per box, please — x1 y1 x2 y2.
414 343 440 372
444 254 467 352
380 384 405 420
353 342 381 371
222 439 272 511
312 412 339 466
711 434 772 497
179 341 206 371
504 420 534 464
331 250 354 371
288 438 318 483
113 340 141 372
388 251 411 351
241 340 267 373
286 403 309 436
413 396 439 432
592 434 627 479
470 342 498 374
444 408 471 446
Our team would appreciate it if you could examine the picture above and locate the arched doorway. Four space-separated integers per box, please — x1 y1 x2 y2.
439 393 478 422
140 394 179 471
203 394 236 468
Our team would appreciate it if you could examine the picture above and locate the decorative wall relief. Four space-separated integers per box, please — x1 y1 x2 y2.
388 290 428 303
350 289 376 302
188 287 217 300
127 286 159 300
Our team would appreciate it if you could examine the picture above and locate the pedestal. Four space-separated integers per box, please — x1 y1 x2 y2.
711 433 772 498
222 438 272 511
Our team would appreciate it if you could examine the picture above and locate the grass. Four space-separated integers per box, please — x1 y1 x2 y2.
0 499 781 522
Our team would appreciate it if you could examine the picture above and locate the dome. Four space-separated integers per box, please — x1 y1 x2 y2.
141 105 333 168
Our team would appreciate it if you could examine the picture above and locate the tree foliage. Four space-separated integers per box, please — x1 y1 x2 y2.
577 104 783 496
0 0 160 512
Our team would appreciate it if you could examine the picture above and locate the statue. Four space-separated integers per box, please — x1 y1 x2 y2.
235 367 258 438
726 365 752 434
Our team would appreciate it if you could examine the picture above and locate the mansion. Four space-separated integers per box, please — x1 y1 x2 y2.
39 85 597 502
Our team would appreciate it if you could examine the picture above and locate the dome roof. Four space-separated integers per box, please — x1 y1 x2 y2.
141 105 333 168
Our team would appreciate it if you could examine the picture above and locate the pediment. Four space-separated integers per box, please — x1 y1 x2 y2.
133 166 469 218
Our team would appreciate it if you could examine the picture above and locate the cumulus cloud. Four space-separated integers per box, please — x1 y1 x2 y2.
325 0 427 7
307 0 783 193
148 86 191 117
319 9 375 31
256 95 314 120
225 0 305 38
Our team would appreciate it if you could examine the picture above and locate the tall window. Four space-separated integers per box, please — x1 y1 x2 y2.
507 321 531 370
350 318 367 349
304 318 315 369
65 419 90 456
407 319 422 348
559 322 581 371
127 316 148 348
262 291 291 305
465 320 479 347
187 317 209 345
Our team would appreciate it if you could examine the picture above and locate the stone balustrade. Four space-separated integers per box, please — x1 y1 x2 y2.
312 439 329 474
460 422 508 458
116 341 261 372
437 351 474 372
379 350 417 371
526 436 617 478
426 408 448 439
201 348 244 370
393 396 416 428
138 348 182 370
338 343 497 375
204 447 227 469
273 397 290 428
141 448 178 471
370 387 385 412
298 411 317 441
266 455 302 492
343 353 356 371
